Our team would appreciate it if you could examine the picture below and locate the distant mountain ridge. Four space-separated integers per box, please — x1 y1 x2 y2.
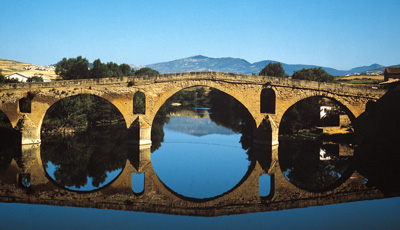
144 55 387 76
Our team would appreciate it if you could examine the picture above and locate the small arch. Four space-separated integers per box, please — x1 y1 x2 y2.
260 88 276 114
259 174 271 197
19 92 35 113
132 173 145 194
133 91 145 114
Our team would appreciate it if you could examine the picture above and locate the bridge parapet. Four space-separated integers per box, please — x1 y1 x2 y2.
0 71 386 99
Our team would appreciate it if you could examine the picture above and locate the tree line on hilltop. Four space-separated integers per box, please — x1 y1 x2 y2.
55 56 159 80
55 56 334 82
0 56 334 83
258 62 335 83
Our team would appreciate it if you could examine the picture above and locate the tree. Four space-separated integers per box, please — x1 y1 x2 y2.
119 63 135 76
27 74 44 82
91 59 110 78
55 56 91 80
135 67 159 76
106 62 123 77
0 69 5 83
292 67 335 83
259 62 288 78
0 69 19 84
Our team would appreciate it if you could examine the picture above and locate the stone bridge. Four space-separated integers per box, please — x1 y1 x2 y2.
0 72 392 216
0 72 386 146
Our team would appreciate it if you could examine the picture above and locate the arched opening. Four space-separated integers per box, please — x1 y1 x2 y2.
150 86 258 199
278 96 355 192
133 91 145 114
19 92 35 113
0 110 20 177
260 88 276 114
40 94 129 191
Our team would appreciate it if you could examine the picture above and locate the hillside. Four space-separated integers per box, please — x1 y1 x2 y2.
0 59 58 80
146 55 386 76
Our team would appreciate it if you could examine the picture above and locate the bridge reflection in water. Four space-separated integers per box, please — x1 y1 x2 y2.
1 109 399 218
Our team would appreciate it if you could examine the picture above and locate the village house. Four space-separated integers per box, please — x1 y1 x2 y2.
6 73 51 82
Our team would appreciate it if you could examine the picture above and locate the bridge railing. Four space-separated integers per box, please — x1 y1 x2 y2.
0 71 386 98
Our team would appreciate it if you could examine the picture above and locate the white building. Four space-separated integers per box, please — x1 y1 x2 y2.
6 73 51 82
7 73 29 82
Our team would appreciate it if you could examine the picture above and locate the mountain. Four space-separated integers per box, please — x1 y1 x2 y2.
144 55 386 76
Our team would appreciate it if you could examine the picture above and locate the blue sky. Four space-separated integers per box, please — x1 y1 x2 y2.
1 0 399 70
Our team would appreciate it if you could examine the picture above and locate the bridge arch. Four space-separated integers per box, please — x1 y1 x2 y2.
278 95 357 137
275 91 360 129
0 109 13 130
148 81 261 128
39 93 128 133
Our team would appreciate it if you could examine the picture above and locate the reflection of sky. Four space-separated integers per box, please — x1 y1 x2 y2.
1 197 399 229
152 128 249 198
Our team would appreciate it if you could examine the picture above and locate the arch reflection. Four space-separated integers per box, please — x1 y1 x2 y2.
279 138 354 192
40 94 128 191
151 87 257 199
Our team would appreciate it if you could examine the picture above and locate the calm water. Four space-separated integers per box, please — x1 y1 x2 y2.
1 107 400 229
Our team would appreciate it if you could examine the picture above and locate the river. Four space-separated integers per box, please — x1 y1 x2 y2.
1 94 400 229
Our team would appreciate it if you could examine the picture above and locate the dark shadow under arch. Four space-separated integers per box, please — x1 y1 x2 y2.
0 110 21 176
261 88 276 114
279 96 356 136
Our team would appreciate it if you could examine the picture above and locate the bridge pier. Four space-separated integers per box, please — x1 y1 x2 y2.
129 116 152 148
15 115 41 145
19 143 48 187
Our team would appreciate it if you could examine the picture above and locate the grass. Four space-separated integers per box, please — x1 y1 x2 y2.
0 58 59 80
335 75 384 85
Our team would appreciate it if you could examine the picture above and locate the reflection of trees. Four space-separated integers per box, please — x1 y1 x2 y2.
151 88 254 152
41 125 128 189
208 89 254 150
279 139 352 192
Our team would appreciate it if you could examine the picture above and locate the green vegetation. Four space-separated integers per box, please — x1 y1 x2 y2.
134 67 160 77
259 62 289 78
55 56 91 80
279 138 352 192
41 125 128 189
27 74 44 82
292 67 335 83
259 63 335 83
133 92 145 114
151 87 254 152
167 87 208 107
335 77 381 84
279 97 343 138
0 69 19 83
42 94 125 133
55 56 159 80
